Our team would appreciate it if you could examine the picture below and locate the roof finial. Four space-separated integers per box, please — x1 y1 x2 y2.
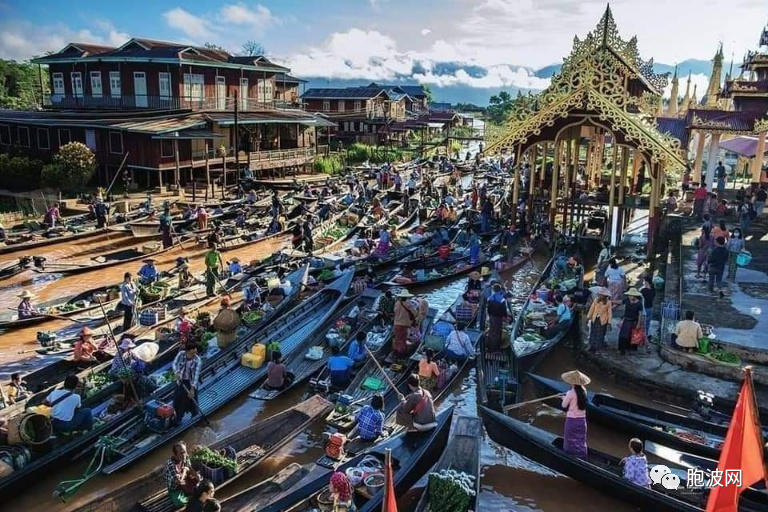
602 4 612 47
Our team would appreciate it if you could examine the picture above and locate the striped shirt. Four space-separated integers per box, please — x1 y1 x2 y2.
172 353 202 388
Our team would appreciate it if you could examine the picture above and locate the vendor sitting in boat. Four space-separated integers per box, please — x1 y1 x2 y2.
242 279 262 312
109 335 144 378
178 263 195 289
356 394 385 442
377 290 395 326
164 441 200 508
6 373 30 404
44 375 93 434
395 374 437 432
327 346 355 388
347 331 368 367
444 323 475 362
138 258 159 285
16 290 39 319
74 326 109 364
227 257 242 275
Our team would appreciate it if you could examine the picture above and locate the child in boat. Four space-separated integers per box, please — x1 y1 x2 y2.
329 471 356 511
418 349 440 391
620 438 652 488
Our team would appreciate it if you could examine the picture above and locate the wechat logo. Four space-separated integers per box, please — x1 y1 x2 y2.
649 465 681 490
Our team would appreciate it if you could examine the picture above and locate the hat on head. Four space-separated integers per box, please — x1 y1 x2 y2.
80 326 93 338
624 288 643 298
119 337 136 350
17 290 34 299
178 307 189 315
396 290 413 298
561 369 591 386
230 257 240 263
142 258 157 264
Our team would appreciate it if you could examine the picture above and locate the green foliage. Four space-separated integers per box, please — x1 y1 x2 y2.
314 154 344 175
0 59 47 110
190 446 237 473
43 142 97 190
420 83 434 104
0 154 43 190
486 91 514 124
344 143 404 164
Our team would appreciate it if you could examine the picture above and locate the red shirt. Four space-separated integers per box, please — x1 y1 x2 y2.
693 187 708 200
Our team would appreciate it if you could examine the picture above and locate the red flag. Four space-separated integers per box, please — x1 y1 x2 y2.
383 449 398 512
705 369 768 512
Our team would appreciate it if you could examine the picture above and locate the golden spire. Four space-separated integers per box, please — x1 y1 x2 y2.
667 66 679 116
704 43 724 108
680 72 692 114
691 84 698 109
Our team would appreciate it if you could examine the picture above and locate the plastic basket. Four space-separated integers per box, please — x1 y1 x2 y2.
736 251 752 267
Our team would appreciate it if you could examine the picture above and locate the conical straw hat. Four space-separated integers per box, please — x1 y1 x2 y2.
561 370 591 386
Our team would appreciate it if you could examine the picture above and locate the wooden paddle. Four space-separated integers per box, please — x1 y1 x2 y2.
5 307 86 325
502 393 563 412
95 300 141 403
363 344 404 400
181 381 211 427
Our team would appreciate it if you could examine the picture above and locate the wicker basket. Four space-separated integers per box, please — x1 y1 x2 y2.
7 413 52 446
213 309 240 333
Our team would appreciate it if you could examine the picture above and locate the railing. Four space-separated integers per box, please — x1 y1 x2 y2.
42 94 304 112
191 146 315 163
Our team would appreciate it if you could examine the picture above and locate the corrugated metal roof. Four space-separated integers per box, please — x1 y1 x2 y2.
110 115 207 133
152 129 226 140
686 109 760 132
275 73 306 84
302 87 384 100
656 117 691 148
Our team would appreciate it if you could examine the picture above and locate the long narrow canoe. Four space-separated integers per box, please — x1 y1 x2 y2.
32 243 177 276
527 373 768 461
70 395 332 512
98 269 354 475
223 406 454 512
479 406 767 512
0 266 309 499
413 416 483 512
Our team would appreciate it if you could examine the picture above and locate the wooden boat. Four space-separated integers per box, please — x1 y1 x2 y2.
0 267 309 499
0 256 33 281
32 242 176 275
413 416 482 512
223 406 454 512
527 373 768 461
509 254 584 384
659 341 768 386
128 203 240 238
478 406 765 512
249 288 382 401
383 253 495 290
69 395 332 511
97 269 354 475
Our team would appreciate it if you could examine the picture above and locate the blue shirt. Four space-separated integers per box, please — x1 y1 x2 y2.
328 355 354 372
138 264 158 281
348 340 365 362
557 303 572 323
356 405 384 441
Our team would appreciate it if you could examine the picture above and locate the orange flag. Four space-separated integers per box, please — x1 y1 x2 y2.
383 448 398 512
705 368 768 512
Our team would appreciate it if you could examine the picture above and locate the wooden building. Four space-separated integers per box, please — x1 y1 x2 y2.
0 38 332 188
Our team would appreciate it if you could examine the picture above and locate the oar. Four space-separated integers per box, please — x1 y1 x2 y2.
181 382 211 427
502 393 563 412
363 344 404 400
5 307 86 325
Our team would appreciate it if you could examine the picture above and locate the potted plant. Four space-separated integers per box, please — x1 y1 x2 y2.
217 145 228 158
190 445 238 484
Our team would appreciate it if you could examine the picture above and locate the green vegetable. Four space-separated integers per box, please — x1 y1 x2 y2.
190 446 238 473
708 349 741 365
427 469 476 512
243 311 263 324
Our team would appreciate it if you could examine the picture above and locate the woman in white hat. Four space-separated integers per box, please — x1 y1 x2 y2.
560 370 590 459
109 335 137 378
393 290 418 357
618 288 645 355
16 290 38 319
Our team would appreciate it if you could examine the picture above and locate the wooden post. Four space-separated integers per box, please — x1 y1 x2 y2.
618 147 629 231
550 140 562 226
174 138 181 192
540 142 548 182
512 144 522 222
647 162 660 257
607 141 618 241
562 136 572 233
221 154 227 200
751 131 767 185
528 144 538 225
692 132 706 184
205 144 211 196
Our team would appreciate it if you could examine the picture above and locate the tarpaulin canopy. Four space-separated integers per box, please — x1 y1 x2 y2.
719 136 768 158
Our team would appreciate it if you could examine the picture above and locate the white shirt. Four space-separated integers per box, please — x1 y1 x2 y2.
445 331 473 357
47 389 81 422
604 266 625 283
348 305 361 319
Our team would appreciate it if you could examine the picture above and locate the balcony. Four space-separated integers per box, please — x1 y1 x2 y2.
186 146 317 171
43 94 304 112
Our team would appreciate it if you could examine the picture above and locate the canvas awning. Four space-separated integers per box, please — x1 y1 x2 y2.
719 136 767 158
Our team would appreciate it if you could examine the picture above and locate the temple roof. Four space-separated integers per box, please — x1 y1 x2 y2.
656 117 691 148
685 109 765 132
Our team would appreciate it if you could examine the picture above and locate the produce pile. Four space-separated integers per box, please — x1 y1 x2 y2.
318 269 337 282
84 372 111 397
670 429 707 445
242 311 264 324
365 328 389 351
706 348 741 366
427 469 476 512
190 445 238 473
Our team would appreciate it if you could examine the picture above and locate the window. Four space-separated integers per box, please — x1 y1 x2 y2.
71 72 83 98
183 73 204 104
338 100 345 113
90 71 102 97
109 131 123 154
240 78 248 110
354 101 361 112
161 139 174 158
159 72 171 98
256 78 274 101
58 128 71 146
17 127 30 147
216 76 226 109
109 71 121 98
0 125 10 145
37 128 50 149
52 73 65 96
323 100 330 111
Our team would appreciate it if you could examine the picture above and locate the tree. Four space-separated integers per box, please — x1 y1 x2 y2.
486 91 514 124
204 42 228 52
0 59 48 110
420 83 434 105
242 40 266 56
42 142 97 190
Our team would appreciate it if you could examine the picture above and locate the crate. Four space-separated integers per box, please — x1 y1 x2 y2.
241 352 265 369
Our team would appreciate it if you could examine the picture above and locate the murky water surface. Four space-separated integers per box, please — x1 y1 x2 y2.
3 241 643 511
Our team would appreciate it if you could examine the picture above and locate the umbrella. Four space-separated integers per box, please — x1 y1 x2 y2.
589 286 611 297
132 342 160 362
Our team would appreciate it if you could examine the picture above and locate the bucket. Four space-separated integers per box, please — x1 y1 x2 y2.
217 330 237 349
7 413 52 446
736 251 752 267
363 473 385 495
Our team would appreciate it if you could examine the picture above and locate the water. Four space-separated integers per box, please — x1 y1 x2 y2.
3 251 640 511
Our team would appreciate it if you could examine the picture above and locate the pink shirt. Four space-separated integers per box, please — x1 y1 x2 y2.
561 389 586 418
